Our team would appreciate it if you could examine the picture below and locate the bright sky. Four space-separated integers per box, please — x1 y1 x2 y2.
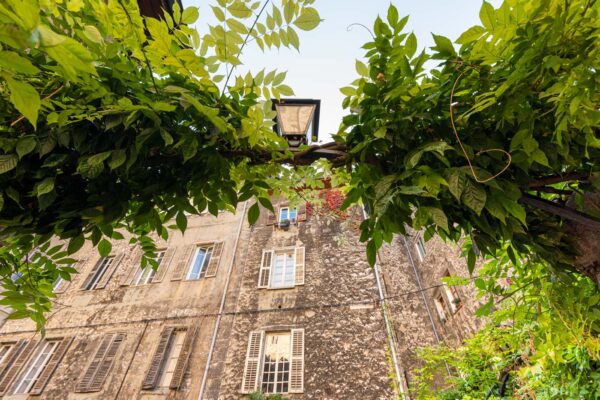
191 0 501 142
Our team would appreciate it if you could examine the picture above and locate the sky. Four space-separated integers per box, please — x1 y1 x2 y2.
191 0 501 142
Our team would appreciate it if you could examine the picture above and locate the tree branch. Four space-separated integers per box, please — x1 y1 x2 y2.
520 194 600 230
528 171 592 188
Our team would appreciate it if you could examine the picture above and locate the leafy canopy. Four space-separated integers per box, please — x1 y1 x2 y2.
0 0 322 328
339 0 600 281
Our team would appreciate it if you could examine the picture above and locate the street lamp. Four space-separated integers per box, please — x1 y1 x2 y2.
272 99 321 149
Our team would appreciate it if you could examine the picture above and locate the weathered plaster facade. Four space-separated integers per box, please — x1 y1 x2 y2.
0 197 485 399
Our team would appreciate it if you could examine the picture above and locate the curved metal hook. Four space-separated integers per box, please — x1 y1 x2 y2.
346 23 375 39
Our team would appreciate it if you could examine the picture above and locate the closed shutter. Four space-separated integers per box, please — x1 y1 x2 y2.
96 252 125 289
257 250 273 288
142 327 174 390
0 339 37 395
169 326 198 390
152 247 175 283
29 337 74 395
80 258 102 290
297 203 307 221
120 249 142 286
289 329 305 393
170 246 195 281
0 340 28 394
266 206 277 225
295 247 305 286
76 333 124 393
204 242 224 278
240 331 264 393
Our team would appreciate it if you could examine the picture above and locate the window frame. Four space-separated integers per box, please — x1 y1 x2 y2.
278 207 298 224
270 250 296 289
415 236 427 262
260 331 291 395
185 245 214 281
157 330 186 388
442 271 462 313
132 250 166 286
84 256 115 290
12 340 59 394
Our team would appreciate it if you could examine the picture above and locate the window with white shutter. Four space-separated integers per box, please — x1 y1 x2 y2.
76 333 124 393
241 329 305 395
259 247 305 289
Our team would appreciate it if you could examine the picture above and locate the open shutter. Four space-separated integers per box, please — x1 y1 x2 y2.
204 242 224 278
266 203 277 225
0 339 37 395
29 337 74 395
171 246 195 281
258 250 273 288
152 247 175 283
120 250 142 286
240 331 264 393
289 329 305 393
80 259 102 290
142 327 174 390
96 252 125 289
169 326 198 390
297 203 307 221
295 247 305 286
0 340 28 394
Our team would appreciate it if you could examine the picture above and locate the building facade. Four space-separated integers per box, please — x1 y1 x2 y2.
0 194 483 399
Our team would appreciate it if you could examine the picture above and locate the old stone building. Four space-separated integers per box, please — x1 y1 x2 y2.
0 194 483 399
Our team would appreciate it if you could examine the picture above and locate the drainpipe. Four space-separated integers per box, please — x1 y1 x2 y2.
362 208 406 398
401 236 451 376
115 321 149 399
198 201 248 399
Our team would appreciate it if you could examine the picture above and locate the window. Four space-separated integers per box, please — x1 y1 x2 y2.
158 330 185 387
76 333 124 393
241 329 304 394
132 250 166 285
143 326 197 391
434 293 447 323
271 252 295 288
261 332 290 394
258 248 305 289
442 272 462 313
13 341 58 394
279 207 297 223
415 236 427 261
53 276 65 292
83 257 115 290
186 245 213 280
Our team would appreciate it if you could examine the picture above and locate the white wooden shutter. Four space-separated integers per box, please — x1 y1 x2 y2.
96 252 125 289
295 247 305 286
240 331 264 394
257 250 273 288
152 247 175 283
289 328 305 393
204 241 224 277
171 245 195 281
120 249 141 286
169 326 198 390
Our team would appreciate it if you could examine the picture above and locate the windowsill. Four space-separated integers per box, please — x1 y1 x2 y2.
264 285 297 290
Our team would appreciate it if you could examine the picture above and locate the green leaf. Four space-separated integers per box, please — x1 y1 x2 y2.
294 8 321 31
67 235 85 254
456 25 486 44
0 155 18 174
431 34 456 56
387 4 399 27
36 177 55 197
181 7 199 24
479 1 496 31
405 32 417 57
2 74 40 127
16 137 37 159
228 1 252 18
366 240 377 266
257 197 274 213
176 211 187 233
462 180 487 215
427 207 449 232
287 27 299 49
355 60 369 76
475 297 494 317
108 150 127 170
98 239 112 257
0 51 40 74
467 248 477 274
211 5 225 21
448 170 466 201
248 202 260 225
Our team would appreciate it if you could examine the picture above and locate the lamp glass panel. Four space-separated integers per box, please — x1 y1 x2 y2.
275 104 316 136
